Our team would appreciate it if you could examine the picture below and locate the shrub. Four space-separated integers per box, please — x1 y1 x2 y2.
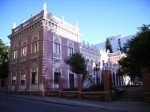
82 83 104 92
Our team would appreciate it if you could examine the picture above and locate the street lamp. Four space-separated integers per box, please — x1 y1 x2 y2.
93 63 100 84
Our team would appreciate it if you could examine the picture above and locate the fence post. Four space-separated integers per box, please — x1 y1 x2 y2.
141 66 150 103
103 70 111 101
59 76 63 98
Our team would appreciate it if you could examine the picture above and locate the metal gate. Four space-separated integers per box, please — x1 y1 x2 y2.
112 85 144 102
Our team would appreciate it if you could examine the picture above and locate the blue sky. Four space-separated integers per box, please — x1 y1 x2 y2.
0 0 150 45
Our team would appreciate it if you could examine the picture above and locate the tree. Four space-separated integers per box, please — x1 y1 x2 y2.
0 39 10 79
117 24 150 78
105 38 113 53
64 53 88 82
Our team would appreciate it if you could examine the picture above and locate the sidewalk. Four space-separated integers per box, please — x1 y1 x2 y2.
0 92 150 112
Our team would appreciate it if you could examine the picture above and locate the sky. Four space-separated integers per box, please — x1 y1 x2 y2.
0 0 150 46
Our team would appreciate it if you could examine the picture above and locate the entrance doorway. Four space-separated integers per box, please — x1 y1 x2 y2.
31 72 36 84
69 74 74 89
54 72 60 89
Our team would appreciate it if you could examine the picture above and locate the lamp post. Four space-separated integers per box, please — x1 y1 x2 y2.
93 63 100 84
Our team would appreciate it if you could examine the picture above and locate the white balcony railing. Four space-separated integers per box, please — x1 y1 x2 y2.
53 52 61 58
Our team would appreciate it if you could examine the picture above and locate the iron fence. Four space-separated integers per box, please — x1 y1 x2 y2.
62 79 78 91
46 79 59 90
113 85 144 102
82 78 104 92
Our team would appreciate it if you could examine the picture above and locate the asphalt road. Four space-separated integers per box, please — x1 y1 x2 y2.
0 95 117 112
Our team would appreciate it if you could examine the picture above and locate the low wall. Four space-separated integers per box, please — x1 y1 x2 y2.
1 88 111 101
16 90 40 96
61 91 79 98
80 92 104 100
45 90 60 97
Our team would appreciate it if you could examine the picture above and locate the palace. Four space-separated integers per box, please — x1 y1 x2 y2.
0 3 126 93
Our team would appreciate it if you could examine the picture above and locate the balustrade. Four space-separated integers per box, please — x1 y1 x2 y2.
30 52 38 59
53 52 61 58
20 56 27 62
12 58 17 64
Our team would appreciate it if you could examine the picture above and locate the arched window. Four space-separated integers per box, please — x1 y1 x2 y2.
22 42 27 56
54 39 60 55
21 70 26 85
32 38 38 53
12 72 16 85
13 46 17 59
31 68 37 84
68 43 73 56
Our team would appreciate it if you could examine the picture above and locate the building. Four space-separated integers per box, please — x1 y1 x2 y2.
95 35 135 52
0 3 126 93
99 50 125 86
79 41 101 73
7 3 83 93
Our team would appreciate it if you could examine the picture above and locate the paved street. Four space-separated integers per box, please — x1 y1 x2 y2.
0 95 120 112
0 92 150 112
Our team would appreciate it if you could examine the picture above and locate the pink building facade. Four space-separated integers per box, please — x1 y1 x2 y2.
7 5 82 92
79 42 125 88
1 4 125 93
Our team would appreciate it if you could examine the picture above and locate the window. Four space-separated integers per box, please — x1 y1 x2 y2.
54 73 60 83
54 43 60 54
12 75 16 85
21 70 25 85
13 46 17 59
13 50 17 59
31 68 37 84
68 43 73 56
32 72 36 84
68 47 73 56
22 42 27 56
32 38 38 53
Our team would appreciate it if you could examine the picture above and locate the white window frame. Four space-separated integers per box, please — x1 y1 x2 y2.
54 42 60 54
32 38 38 53
68 47 73 56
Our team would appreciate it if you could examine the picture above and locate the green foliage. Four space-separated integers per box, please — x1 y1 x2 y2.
89 83 104 91
64 52 88 77
105 38 113 53
0 39 10 79
117 24 150 78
